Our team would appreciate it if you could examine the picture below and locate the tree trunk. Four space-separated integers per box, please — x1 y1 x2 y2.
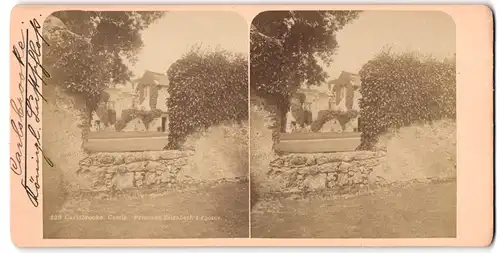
269 101 291 155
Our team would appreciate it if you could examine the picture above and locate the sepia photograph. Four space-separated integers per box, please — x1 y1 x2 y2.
250 10 457 238
8 3 495 247
41 10 250 239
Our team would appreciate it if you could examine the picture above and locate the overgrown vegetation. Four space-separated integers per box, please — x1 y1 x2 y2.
358 50 456 149
166 47 248 148
95 106 117 127
115 108 164 131
43 11 165 110
250 11 361 148
289 93 313 127
310 110 359 132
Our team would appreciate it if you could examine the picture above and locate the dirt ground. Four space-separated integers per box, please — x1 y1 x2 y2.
44 182 249 239
251 180 456 238
43 180 456 239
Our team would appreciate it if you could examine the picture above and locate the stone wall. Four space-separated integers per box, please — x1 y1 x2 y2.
43 85 90 192
77 150 196 192
181 122 249 181
250 100 278 203
373 119 456 182
42 84 90 220
260 151 387 194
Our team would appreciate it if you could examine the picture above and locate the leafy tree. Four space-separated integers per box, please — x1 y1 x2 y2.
43 11 165 109
166 47 248 149
250 11 361 147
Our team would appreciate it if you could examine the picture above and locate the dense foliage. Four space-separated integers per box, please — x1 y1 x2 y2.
95 105 117 127
358 50 456 149
43 11 164 109
166 48 248 149
250 11 361 145
310 109 359 132
115 108 164 131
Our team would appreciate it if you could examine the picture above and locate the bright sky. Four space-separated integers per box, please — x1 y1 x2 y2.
129 10 455 85
324 10 456 80
128 11 248 78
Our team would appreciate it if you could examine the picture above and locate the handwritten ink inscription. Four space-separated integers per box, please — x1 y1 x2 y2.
11 18 54 207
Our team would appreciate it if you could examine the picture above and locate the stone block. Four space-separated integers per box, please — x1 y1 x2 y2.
327 181 336 188
159 150 188 160
126 154 144 164
339 154 354 162
112 172 135 190
305 157 316 166
173 158 188 167
76 165 91 174
124 161 147 172
316 156 329 165
104 173 114 180
353 172 364 184
318 163 338 173
95 153 116 165
134 171 146 187
326 173 335 180
337 173 348 186
117 165 128 174
351 151 378 160
144 172 158 185
338 162 352 172
113 154 126 165
299 165 319 175
353 157 385 168
270 158 284 167
104 179 113 188
135 178 144 188
303 174 327 190
146 161 163 171
79 157 93 167
289 156 307 166
134 171 145 179
159 171 171 183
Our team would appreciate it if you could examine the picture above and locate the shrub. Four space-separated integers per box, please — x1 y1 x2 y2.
166 47 248 148
358 50 456 149
310 109 359 132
